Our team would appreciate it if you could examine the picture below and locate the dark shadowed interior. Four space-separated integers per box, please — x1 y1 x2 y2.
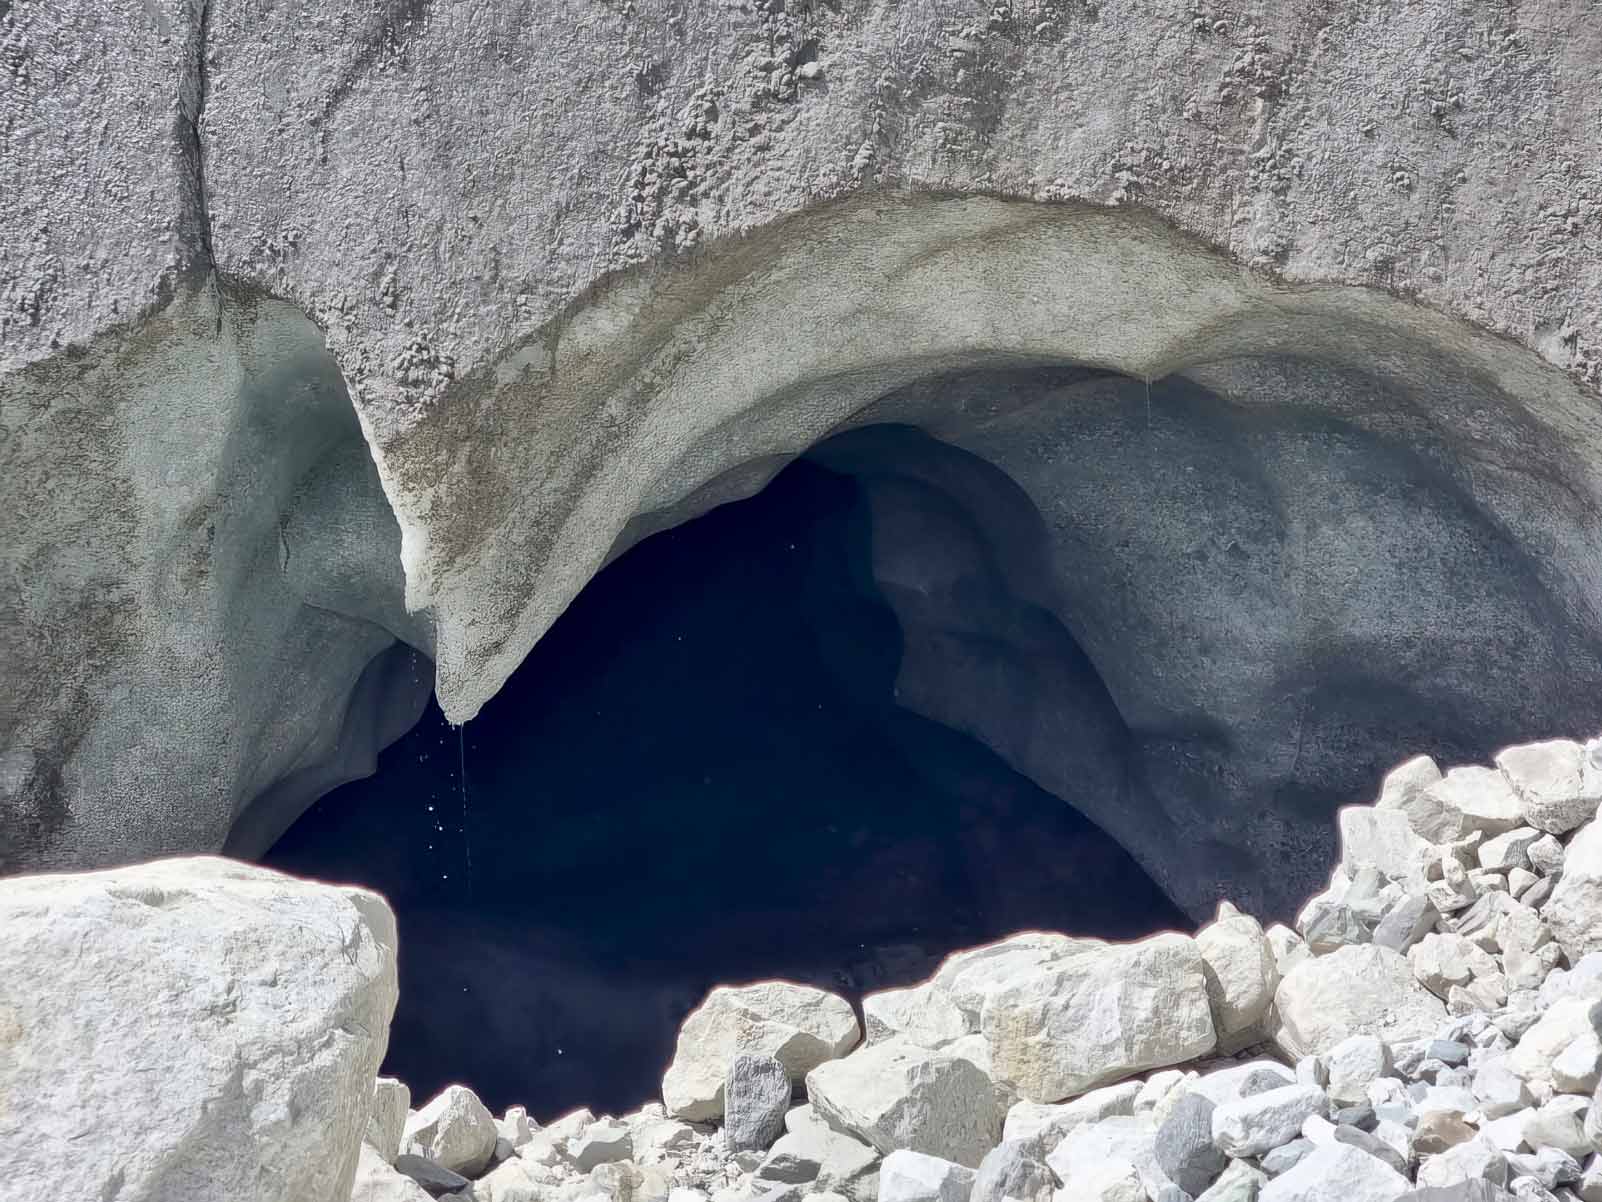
261 354 1602 1120
264 456 1187 1118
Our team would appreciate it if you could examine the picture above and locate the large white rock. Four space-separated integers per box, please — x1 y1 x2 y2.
1053 1157 1146 1202
1377 756 1443 810
1043 1117 1164 1199
1546 815 1602 962
980 933 1216 1102
403 1084 500 1176
878 1149 977 1202
864 985 972 1048
804 1039 1001 1167
474 1156 552 1202
0 856 398 1202
1339 806 1429 881
1258 1141 1411 1201
930 933 1103 1026
1496 738 1602 835
1211 1084 1329 1158
351 1143 434 1202
1002 1082 1141 1145
1195 907 1279 1044
1509 998 1602 1086
368 1077 412 1163
1269 944 1445 1059
1392 766 1523 842
662 982 860 1121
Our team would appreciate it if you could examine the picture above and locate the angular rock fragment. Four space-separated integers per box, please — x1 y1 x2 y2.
393 1153 474 1195
1196 905 1280 1045
663 982 860 1121
1372 894 1439 954
970 1141 1056 1202
756 1122 879 1202
805 1039 999 1167
1195 1158 1268 1201
405 1085 500 1177
1414 1136 1507 1189
1155 1092 1225 1195
1546 816 1602 962
1341 806 1430 881
0 857 400 1202
1212 1084 1330 1158
1044 1117 1164 1199
1418 767 1525 840
878 1150 976 1202
1002 1082 1141 1146
352 1145 435 1202
932 933 1102 1026
1270 945 1445 1059
568 1117 634 1170
865 985 971 1049
981 932 1216 1101
1258 1140 1412 1200
370 1077 413 1164
726 1054 792 1153
1496 739 1602 835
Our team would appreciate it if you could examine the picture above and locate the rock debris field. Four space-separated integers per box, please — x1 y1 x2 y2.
14 735 1602 1202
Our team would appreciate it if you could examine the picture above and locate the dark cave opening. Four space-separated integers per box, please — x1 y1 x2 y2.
263 451 1186 1118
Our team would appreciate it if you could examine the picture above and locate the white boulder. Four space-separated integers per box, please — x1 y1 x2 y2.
1002 1082 1141 1144
351 1143 434 1202
1211 1084 1330 1158
1053 1158 1145 1202
1509 999 1602 1086
864 985 971 1049
1546 815 1602 962
1416 767 1525 840
1339 806 1428 881
878 1149 976 1202
0 856 398 1202
403 1084 500 1177
568 1117 635 1170
1377 755 1443 810
980 932 1216 1102
662 982 860 1121
804 1039 1000 1168
1195 906 1279 1045
1324 1035 1391 1106
1269 944 1446 1059
368 1077 412 1163
931 932 1103 1025
1258 1140 1411 1200
1496 738 1602 835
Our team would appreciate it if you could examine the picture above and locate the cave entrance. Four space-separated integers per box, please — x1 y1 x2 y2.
263 433 1186 1118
